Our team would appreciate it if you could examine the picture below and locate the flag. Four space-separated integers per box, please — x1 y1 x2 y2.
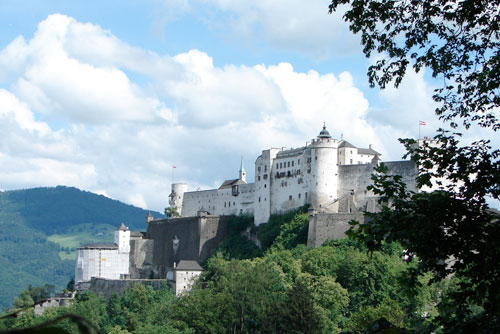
419 121 426 126
173 166 176 168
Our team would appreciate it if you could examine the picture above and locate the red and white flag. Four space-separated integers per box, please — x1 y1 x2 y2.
419 121 426 126
172 166 176 168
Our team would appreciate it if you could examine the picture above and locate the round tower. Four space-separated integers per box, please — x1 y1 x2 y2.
310 124 339 209
169 183 188 216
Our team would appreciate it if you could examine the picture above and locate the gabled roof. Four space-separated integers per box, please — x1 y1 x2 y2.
338 140 356 149
176 260 203 271
219 179 247 189
358 147 381 155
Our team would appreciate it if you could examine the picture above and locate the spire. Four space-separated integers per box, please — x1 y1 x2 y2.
239 156 246 173
239 157 247 182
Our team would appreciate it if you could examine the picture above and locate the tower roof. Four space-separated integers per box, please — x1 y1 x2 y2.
318 123 332 139
239 156 246 173
116 223 129 231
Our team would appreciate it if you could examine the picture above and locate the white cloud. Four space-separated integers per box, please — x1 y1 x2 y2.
196 0 360 58
0 14 452 212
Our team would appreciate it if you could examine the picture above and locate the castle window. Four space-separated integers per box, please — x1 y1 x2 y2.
259 197 261 202
307 158 311 163
264 165 267 172
263 174 268 180
298 159 300 164
258 176 261 181
258 166 261 172
315 156 317 160
224 202 226 207
288 161 290 167
264 184 267 188
229 202 231 207
292 161 294 167
289 195 292 200
350 159 353 164
233 202 235 206
299 193 301 199
280 162 283 168
305 192 308 198
276 163 279 169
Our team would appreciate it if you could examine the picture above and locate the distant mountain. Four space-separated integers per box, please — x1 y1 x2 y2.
0 186 164 310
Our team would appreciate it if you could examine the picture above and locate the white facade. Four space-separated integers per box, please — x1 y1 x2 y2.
174 260 203 296
75 224 131 284
173 125 382 225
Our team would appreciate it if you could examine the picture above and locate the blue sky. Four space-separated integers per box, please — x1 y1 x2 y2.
0 0 494 211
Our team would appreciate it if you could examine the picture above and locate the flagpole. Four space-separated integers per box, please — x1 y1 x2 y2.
172 166 175 184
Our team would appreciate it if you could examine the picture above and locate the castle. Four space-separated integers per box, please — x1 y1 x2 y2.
75 125 418 293
169 124 416 225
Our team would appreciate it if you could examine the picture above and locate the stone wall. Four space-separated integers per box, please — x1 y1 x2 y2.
84 277 168 299
129 238 155 278
307 211 366 248
145 215 230 278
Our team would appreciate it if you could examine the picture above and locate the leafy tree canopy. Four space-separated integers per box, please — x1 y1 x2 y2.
329 0 500 130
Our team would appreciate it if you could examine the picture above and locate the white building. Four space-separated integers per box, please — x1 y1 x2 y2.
75 223 131 284
170 125 385 225
174 260 203 296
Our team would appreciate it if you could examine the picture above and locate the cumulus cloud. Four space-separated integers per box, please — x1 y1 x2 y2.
0 13 439 212
194 0 360 58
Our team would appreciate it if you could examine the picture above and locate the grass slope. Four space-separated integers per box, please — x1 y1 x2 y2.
0 186 163 310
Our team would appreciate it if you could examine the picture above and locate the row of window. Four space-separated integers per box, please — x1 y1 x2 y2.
276 159 300 169
288 192 308 200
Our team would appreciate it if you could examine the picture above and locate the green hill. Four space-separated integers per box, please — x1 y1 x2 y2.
0 186 164 310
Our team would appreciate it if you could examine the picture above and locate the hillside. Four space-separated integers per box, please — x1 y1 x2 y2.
0 186 164 310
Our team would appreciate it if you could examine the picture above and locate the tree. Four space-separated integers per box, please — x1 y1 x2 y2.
164 207 180 218
329 0 500 130
329 0 500 331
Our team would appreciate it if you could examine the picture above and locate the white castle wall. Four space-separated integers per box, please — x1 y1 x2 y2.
181 183 256 217
75 248 129 283
173 126 413 226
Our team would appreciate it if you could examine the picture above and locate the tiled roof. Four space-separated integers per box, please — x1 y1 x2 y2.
176 260 203 271
338 140 356 149
219 179 247 189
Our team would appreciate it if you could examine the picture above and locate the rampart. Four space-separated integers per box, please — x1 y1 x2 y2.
307 211 366 248
83 277 168 299
145 214 230 278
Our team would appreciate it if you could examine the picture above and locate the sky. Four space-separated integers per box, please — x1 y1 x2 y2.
0 0 496 211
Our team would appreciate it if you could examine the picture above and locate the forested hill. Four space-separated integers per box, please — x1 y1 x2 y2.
1 186 162 234
0 186 164 310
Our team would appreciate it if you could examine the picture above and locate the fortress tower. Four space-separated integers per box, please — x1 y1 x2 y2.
309 124 339 208
169 183 187 215
170 124 382 225
114 223 130 253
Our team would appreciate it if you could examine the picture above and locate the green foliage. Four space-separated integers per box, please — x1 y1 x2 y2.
329 1 500 331
329 0 500 130
347 298 405 333
215 215 262 260
257 205 309 250
271 212 309 250
0 186 163 310
164 207 180 218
